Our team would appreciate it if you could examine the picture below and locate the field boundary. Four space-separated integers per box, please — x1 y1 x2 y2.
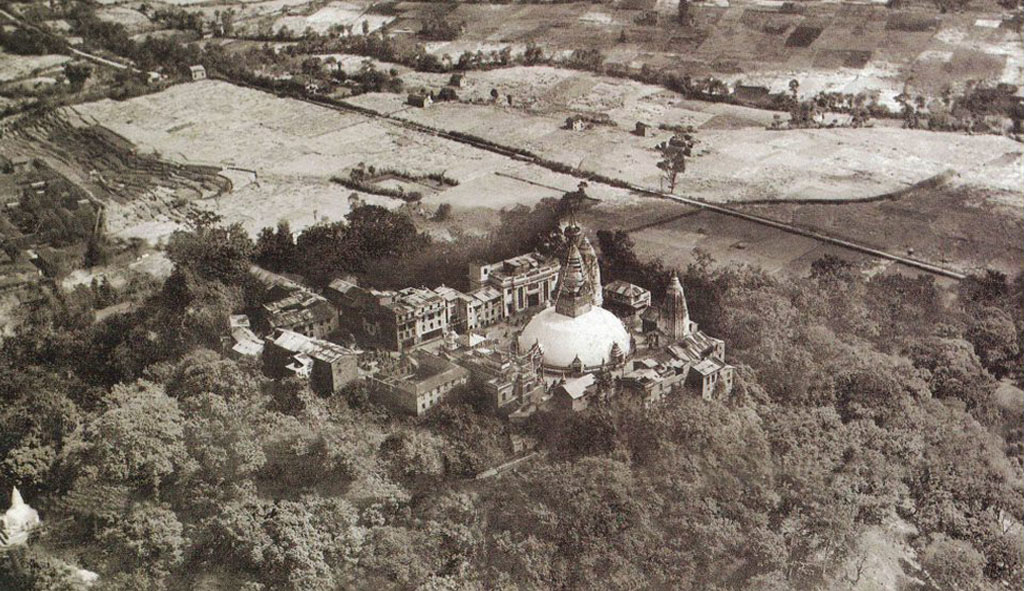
727 169 957 207
625 168 957 233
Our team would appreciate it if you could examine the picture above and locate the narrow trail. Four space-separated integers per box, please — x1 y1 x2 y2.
0 8 136 72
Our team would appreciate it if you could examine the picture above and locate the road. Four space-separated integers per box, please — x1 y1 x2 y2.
0 7 135 72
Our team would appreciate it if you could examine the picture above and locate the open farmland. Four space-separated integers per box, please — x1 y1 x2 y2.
274 1 393 35
349 65 1022 204
150 0 314 28
95 6 155 35
383 1 1021 109
67 79 639 240
0 51 70 82
615 177 1022 279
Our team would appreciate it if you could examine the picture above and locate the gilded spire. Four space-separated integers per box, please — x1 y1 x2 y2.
562 244 585 294
555 244 592 318
667 272 687 315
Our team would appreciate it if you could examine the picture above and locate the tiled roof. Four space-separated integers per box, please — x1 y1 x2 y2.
328 278 359 294
667 331 722 363
559 374 596 400
604 280 649 298
267 329 358 363
471 286 502 303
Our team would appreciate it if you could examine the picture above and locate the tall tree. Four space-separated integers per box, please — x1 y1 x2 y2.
677 0 690 25
656 130 696 192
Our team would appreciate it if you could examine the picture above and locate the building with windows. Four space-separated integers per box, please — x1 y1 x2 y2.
454 341 545 416
262 329 360 395
368 350 469 415
379 287 448 350
434 285 467 330
619 355 691 408
469 252 560 318
326 279 448 351
467 286 503 330
262 290 338 340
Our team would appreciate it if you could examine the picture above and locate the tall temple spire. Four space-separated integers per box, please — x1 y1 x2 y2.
661 272 693 340
555 243 592 318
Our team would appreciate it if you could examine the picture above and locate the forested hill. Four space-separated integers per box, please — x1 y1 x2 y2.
1 205 1021 590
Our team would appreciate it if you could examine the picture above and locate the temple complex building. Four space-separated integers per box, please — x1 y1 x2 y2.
469 252 560 317
367 350 469 415
262 329 360 395
629 273 734 401
454 340 545 417
325 279 448 351
518 224 631 374
603 280 652 321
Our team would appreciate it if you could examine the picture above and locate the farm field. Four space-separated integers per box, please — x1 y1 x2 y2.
612 178 1023 278
151 0 1021 111
67 79 639 240
95 6 155 35
0 51 70 82
273 1 392 35
377 0 1022 107
143 0 313 27
349 67 1023 204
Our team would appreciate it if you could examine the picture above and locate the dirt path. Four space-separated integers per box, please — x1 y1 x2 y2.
0 7 136 72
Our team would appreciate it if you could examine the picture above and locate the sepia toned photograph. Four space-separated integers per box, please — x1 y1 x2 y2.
0 0 1021 589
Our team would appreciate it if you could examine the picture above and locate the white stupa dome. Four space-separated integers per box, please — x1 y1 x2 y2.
519 306 630 369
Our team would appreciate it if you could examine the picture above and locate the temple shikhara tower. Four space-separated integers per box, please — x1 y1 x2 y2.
654 273 697 341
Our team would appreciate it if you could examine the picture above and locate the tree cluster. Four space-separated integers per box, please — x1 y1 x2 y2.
0 199 1020 590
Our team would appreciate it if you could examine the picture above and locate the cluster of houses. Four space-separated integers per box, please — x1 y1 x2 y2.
229 229 733 420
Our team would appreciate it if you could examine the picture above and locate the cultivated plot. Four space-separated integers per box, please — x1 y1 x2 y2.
68 80 638 240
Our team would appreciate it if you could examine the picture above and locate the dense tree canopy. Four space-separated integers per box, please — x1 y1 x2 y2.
0 214 1020 590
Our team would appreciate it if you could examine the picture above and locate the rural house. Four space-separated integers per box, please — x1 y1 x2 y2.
408 93 433 108
732 84 770 105
262 329 360 395
189 65 207 81
368 350 469 415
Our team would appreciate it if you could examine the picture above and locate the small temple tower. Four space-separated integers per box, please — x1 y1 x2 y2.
609 341 625 368
1 487 40 546
554 243 593 318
